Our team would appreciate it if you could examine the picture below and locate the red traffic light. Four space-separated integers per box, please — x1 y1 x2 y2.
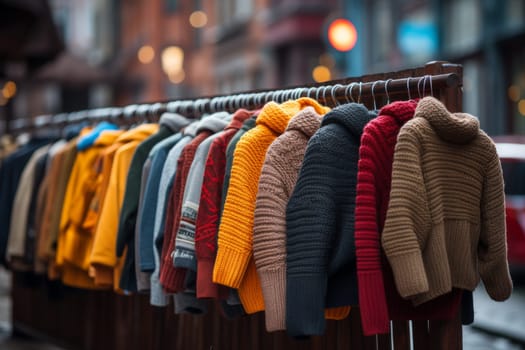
328 19 357 52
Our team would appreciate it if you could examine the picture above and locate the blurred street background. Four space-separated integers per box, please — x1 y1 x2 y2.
0 0 525 136
1 0 525 348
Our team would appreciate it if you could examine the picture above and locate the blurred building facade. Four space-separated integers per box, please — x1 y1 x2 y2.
350 0 525 135
2 0 525 137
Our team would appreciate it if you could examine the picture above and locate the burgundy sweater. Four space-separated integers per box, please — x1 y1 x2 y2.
194 109 252 298
355 100 462 335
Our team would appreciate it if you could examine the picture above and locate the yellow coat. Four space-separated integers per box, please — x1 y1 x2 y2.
56 129 123 289
89 124 158 292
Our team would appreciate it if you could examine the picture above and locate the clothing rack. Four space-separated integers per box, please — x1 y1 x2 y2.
8 65 460 134
10 61 465 350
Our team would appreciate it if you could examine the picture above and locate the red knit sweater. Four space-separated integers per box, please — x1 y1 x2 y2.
194 109 252 299
160 131 212 292
355 100 462 335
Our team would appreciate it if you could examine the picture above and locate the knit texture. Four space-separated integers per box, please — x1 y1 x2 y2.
220 117 257 212
194 109 252 299
213 98 330 314
285 103 375 337
253 107 323 331
173 131 226 271
150 122 199 306
382 96 513 305
160 113 230 293
116 114 189 292
354 100 466 335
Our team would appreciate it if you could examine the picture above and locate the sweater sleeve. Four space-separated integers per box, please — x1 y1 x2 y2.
382 127 431 299
285 135 338 337
478 151 512 301
354 131 390 335
253 146 288 332
195 139 226 298
213 138 258 288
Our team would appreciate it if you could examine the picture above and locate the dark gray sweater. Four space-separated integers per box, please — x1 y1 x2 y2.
285 103 375 337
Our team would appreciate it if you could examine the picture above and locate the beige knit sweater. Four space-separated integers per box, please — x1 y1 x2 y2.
382 96 512 305
253 107 322 331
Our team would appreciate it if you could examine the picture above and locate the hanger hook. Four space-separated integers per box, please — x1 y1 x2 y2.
418 76 425 98
371 81 380 110
344 83 353 103
358 82 362 103
331 84 343 106
384 79 392 104
321 86 330 105
427 75 434 97
407 77 412 100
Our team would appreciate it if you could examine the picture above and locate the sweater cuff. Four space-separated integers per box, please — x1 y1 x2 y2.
213 246 250 288
480 262 513 301
197 258 220 299
388 251 429 298
160 265 186 293
357 271 390 335
259 268 286 332
286 274 326 337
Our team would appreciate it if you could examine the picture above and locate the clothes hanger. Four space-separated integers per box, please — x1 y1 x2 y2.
384 79 392 104
330 84 343 106
371 80 381 112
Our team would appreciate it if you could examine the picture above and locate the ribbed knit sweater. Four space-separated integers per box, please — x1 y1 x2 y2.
354 100 465 335
213 98 330 314
285 103 375 337
194 109 252 299
220 117 257 212
382 96 513 305
150 122 199 306
160 112 230 292
253 107 325 331
116 113 190 292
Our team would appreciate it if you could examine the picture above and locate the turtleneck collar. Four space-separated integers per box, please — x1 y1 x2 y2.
286 107 322 138
322 103 376 138
415 97 479 145
257 98 330 135
379 99 417 125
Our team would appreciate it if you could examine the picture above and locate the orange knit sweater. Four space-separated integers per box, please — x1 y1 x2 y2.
213 98 330 313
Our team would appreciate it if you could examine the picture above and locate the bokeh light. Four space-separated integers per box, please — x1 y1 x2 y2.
137 45 155 64
328 19 357 52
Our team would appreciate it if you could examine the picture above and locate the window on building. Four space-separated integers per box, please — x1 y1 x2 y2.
442 0 481 54
368 0 393 65
397 2 437 66
216 0 253 26
506 0 525 28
